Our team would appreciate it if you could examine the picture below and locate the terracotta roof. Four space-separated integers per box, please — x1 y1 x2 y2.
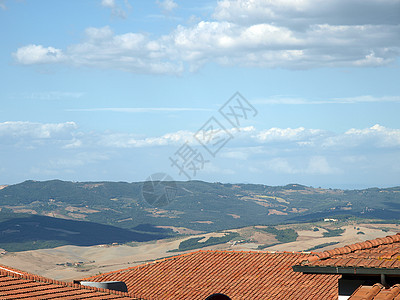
0 264 138 299
348 283 400 299
81 250 339 300
297 233 400 271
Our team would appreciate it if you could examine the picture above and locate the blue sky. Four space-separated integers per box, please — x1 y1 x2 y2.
1 0 399 188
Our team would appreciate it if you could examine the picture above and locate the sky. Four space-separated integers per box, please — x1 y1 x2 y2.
0 0 399 189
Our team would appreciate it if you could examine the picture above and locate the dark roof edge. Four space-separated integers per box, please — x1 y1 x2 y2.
292 265 400 275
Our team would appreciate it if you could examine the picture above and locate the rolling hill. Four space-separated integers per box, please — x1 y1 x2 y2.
0 180 399 251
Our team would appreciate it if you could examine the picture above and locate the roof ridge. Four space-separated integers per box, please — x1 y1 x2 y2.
198 249 312 254
0 265 135 298
300 233 400 264
81 249 315 281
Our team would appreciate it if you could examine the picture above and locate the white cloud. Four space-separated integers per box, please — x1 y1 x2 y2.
323 124 400 148
256 127 325 142
0 121 77 139
2 122 398 153
97 130 195 148
353 51 388 67
0 0 6 10
13 45 64 65
89 124 400 151
49 26 184 74
346 124 400 147
13 0 400 73
101 0 115 8
157 0 178 12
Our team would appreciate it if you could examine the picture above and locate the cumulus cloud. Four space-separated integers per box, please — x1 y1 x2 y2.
3 121 397 152
13 0 400 73
13 45 64 65
256 127 326 142
323 124 400 148
36 26 184 74
97 130 197 148
88 124 400 153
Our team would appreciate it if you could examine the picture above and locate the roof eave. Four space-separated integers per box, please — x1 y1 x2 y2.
292 265 400 275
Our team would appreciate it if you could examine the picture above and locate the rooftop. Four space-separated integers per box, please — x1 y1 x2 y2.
82 250 339 300
294 233 400 275
348 283 400 299
0 264 137 299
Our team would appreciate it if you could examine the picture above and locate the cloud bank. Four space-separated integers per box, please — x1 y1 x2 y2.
2 121 399 149
1 121 399 185
13 0 400 74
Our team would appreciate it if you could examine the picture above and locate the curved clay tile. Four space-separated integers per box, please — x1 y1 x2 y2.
326 250 337 256
375 238 386 245
300 256 320 265
370 239 381 247
318 252 332 259
354 243 364 250
371 283 384 292
382 236 394 244
388 237 400 244
364 241 373 248
341 246 352 254
332 248 342 255
391 284 400 296
348 244 359 251
386 235 395 243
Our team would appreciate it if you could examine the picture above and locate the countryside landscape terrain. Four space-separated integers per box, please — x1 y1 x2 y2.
0 180 399 280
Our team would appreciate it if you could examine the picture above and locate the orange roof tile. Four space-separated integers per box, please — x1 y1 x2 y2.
349 283 400 299
81 250 339 300
297 233 400 271
0 264 138 299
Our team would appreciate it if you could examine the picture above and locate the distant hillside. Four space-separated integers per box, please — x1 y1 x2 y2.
1 180 399 236
0 210 171 252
